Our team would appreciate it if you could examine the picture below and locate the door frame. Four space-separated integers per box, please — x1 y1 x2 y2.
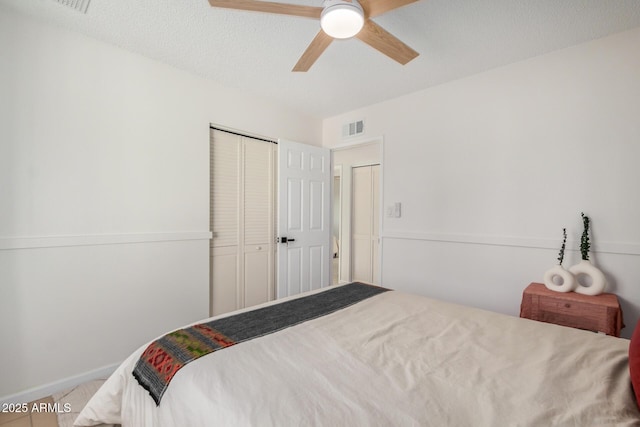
330 137 384 286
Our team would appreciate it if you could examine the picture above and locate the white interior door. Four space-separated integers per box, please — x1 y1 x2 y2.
277 139 331 298
351 164 380 285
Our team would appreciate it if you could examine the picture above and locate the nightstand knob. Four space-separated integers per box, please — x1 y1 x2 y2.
565 303 571 308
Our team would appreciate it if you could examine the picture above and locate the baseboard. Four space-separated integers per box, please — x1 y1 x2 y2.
0 363 119 405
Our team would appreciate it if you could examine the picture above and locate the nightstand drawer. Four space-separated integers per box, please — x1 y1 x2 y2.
537 296 608 333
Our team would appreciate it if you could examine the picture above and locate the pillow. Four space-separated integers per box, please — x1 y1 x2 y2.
630 318 640 408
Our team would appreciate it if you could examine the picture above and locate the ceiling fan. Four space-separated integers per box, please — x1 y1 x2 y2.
208 0 420 72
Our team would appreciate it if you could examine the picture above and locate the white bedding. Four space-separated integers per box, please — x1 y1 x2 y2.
76 286 640 426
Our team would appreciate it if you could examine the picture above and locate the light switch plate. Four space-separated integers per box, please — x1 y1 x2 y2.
393 202 401 218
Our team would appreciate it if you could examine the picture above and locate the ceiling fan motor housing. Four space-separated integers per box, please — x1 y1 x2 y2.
321 0 365 39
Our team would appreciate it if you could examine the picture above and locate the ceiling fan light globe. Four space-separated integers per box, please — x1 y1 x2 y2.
320 1 365 39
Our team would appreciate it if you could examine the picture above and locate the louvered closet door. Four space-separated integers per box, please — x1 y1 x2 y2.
210 129 275 316
242 139 275 307
211 130 240 315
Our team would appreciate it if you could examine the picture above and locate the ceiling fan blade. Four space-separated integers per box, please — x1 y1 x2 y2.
355 19 418 65
292 30 333 72
208 0 322 19
361 0 419 18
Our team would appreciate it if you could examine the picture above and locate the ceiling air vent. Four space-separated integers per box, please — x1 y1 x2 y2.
52 0 91 14
342 119 365 139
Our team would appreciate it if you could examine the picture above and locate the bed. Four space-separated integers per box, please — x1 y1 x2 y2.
75 283 640 426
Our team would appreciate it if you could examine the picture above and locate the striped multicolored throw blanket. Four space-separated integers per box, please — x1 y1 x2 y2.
132 282 390 405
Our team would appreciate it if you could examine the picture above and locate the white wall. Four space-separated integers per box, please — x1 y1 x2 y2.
323 27 640 339
0 7 321 401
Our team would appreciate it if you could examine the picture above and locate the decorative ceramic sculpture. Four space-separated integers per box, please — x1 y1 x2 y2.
570 259 606 295
544 228 576 292
569 213 606 295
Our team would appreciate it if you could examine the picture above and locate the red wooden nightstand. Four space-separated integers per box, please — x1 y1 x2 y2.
520 282 624 337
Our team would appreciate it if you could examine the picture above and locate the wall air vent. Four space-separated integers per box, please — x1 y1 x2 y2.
342 119 365 139
52 0 91 14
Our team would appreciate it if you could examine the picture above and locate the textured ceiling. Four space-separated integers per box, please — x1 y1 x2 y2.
2 0 640 118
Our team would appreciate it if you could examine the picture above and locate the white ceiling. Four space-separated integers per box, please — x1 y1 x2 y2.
2 0 640 118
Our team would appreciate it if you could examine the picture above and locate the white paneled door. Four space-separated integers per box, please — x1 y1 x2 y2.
277 140 331 298
351 164 380 285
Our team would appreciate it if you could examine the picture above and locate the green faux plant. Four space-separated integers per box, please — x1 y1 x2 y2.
580 212 590 261
557 228 567 266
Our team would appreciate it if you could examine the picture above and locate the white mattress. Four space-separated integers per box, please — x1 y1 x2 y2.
75 286 640 426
